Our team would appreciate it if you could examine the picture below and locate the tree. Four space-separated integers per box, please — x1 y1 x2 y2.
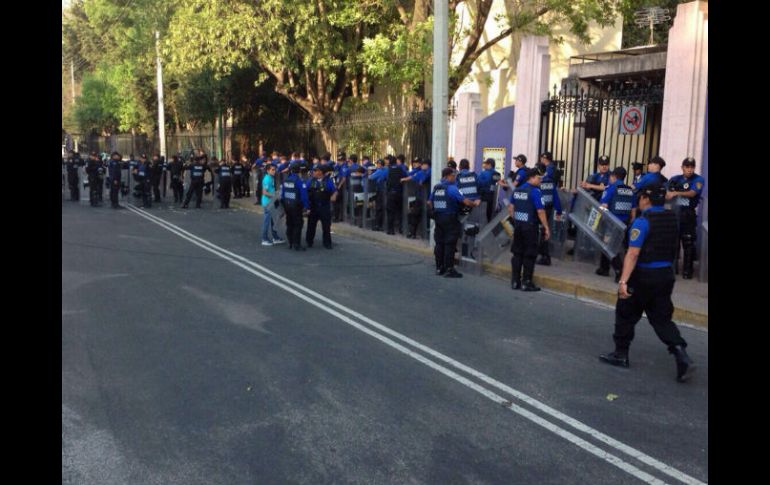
166 0 402 150
363 0 622 104
73 70 120 135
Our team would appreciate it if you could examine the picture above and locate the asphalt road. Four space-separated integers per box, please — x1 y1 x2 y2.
62 196 708 485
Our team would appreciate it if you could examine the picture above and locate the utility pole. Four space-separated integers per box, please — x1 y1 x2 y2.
70 59 79 152
430 0 449 245
155 30 167 159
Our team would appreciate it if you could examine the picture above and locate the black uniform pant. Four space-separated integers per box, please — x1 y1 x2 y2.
141 179 152 207
434 213 461 271
307 204 332 247
538 207 554 258
678 209 697 276
184 179 204 207
233 175 243 197
386 191 403 233
374 190 385 229
599 230 629 274
170 176 184 202
219 179 232 208
88 175 100 205
243 173 251 196
407 197 423 236
109 179 120 207
151 178 162 202
614 266 687 352
480 192 496 223
511 222 539 283
68 173 80 200
284 201 304 247
333 188 344 222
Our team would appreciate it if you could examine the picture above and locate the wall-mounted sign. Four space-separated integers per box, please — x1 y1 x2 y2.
619 105 646 135
482 147 506 170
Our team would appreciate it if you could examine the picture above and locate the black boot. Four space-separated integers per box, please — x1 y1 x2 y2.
511 279 522 290
670 345 695 382
599 350 629 368
444 268 463 278
682 249 694 280
521 280 540 291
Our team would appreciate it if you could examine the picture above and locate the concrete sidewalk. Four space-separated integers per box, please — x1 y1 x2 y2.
231 197 708 329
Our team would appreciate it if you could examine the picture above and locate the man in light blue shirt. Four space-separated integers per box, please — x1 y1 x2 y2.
260 164 286 246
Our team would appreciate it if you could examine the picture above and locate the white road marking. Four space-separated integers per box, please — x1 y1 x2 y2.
125 204 706 485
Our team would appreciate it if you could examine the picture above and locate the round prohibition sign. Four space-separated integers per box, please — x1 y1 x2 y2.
622 107 643 134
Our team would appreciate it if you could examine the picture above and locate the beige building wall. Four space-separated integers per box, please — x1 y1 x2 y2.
453 0 623 117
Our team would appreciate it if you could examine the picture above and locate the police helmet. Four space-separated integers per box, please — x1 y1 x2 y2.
597 155 610 165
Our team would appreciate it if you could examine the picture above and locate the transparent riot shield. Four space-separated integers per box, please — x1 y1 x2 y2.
567 187 628 260
120 167 130 200
402 180 425 236
362 177 378 229
456 202 486 275
699 220 708 282
475 201 516 268
79 167 88 201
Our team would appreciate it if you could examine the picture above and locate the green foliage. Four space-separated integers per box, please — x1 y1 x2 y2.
618 0 694 48
73 70 120 134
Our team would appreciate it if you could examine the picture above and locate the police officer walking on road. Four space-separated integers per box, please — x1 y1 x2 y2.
167 155 184 203
182 154 211 209
86 152 103 207
281 163 310 251
150 154 164 203
107 151 122 208
232 156 244 198
306 165 337 249
599 183 695 382
509 168 551 291
666 157 705 279
428 167 481 278
133 154 152 208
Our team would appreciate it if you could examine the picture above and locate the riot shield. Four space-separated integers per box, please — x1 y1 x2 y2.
567 187 627 260
475 201 516 267
362 177 378 229
79 167 88 201
457 202 486 275
349 173 365 226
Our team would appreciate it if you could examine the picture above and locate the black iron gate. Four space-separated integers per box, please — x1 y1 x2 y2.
538 80 664 189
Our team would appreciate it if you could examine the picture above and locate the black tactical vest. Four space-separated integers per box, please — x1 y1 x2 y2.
387 166 403 192
638 210 678 264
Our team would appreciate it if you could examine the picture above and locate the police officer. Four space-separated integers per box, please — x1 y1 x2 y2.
599 184 695 382
535 155 563 266
477 158 502 222
633 156 668 194
133 154 152 208
232 156 245 198
167 155 184 203
581 155 611 200
281 163 310 251
182 155 210 209
596 167 636 280
333 152 348 222
509 168 551 291
242 155 252 197
150 154 164 203
107 151 122 208
666 157 705 279
217 158 233 208
306 165 337 249
428 167 481 278
631 162 645 185
368 159 388 231
402 159 432 238
65 151 83 201
456 159 480 201
85 152 104 207
385 155 408 234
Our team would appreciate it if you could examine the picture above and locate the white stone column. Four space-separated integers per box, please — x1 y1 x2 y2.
510 36 550 160
659 1 708 177
448 92 482 168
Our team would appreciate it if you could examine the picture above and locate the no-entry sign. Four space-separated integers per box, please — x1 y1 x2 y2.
619 106 646 135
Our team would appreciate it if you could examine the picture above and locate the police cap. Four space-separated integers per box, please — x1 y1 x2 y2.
447 160 457 169
514 154 527 164
597 155 610 165
682 157 696 167
632 162 644 170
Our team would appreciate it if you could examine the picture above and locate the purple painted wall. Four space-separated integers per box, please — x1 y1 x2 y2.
701 92 708 203
475 105 515 175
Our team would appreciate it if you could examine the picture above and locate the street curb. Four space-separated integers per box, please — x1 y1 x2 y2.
231 198 708 329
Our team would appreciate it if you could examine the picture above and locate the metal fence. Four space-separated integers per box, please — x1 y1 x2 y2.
538 80 664 190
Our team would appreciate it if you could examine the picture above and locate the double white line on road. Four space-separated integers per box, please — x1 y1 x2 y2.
125 204 705 485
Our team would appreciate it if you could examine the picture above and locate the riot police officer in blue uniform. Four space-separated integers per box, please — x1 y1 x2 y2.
428 167 481 278
107 151 122 208
385 155 408 234
368 159 388 231
508 169 551 291
232 157 245 198
456 159 480 201
133 154 152 208
535 153 563 266
599 184 695 383
633 156 667 194
306 165 337 249
150 154 164 203
216 158 233 208
631 162 645 185
581 155 611 200
281 163 310 250
666 157 705 279
85 152 104 207
65 151 83 201
167 155 184 203
477 158 502 222
182 155 211 209
596 167 636 280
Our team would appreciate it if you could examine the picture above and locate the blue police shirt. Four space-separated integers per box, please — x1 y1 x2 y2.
633 171 665 191
628 206 671 268
600 181 636 222
368 167 388 190
513 167 527 186
509 182 544 209
429 178 466 213
412 168 431 184
668 174 705 209
280 173 310 209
